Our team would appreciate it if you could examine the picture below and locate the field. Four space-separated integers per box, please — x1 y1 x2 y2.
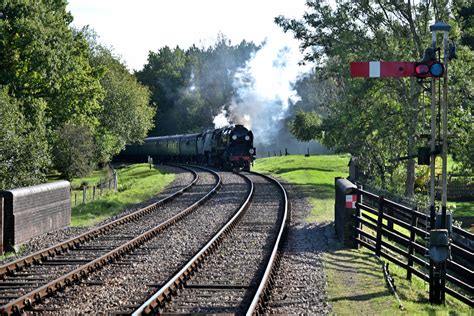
70 164 175 226
253 154 471 315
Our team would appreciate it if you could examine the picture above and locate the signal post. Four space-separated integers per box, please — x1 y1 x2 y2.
350 22 453 305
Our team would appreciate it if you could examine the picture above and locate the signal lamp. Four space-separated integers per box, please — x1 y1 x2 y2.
415 64 430 76
429 62 444 77
414 61 444 78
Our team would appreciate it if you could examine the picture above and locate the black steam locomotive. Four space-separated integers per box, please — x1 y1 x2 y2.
118 125 256 171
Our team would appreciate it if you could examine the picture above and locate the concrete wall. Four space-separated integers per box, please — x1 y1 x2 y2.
0 181 70 248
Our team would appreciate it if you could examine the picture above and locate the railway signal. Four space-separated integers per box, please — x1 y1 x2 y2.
350 60 444 78
350 21 453 305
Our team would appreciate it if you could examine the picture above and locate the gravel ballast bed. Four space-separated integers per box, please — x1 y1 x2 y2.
0 165 194 265
164 172 283 314
29 171 250 314
265 182 332 315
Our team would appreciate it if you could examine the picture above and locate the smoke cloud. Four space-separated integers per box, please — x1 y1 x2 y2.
214 32 327 154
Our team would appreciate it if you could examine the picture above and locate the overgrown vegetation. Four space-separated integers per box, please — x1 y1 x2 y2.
71 164 174 227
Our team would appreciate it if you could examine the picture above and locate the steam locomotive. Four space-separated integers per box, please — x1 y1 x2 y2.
118 125 256 171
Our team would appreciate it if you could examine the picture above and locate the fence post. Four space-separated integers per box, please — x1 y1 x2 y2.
0 197 3 255
82 187 87 204
92 186 96 201
376 196 385 257
114 172 118 191
407 207 418 281
355 184 362 249
99 181 103 196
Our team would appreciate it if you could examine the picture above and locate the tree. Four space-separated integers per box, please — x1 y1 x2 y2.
52 124 96 181
0 88 50 189
290 111 322 141
276 0 473 194
0 0 104 130
136 39 258 136
193 36 258 121
88 42 155 164
136 46 191 135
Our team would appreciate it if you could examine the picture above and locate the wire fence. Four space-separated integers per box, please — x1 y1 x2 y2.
70 171 118 207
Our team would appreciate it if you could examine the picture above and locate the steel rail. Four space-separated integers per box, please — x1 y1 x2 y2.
0 165 198 279
132 171 254 315
246 172 289 315
0 167 221 315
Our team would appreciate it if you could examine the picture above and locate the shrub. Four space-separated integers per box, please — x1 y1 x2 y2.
52 124 96 181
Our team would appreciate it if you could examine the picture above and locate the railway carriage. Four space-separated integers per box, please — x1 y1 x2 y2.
117 125 256 171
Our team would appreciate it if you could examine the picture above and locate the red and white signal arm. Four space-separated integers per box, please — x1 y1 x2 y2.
351 61 415 78
346 194 357 209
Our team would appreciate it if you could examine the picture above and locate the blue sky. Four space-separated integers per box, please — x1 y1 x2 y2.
67 0 308 71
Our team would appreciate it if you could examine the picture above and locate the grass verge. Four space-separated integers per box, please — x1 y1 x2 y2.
253 154 349 222
254 154 471 315
71 164 174 227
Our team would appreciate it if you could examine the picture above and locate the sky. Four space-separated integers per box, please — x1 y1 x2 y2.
67 0 308 71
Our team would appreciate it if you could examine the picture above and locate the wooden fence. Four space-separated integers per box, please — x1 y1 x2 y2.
352 187 473 306
71 172 118 206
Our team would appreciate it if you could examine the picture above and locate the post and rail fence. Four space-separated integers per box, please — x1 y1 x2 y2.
71 171 118 207
335 177 473 307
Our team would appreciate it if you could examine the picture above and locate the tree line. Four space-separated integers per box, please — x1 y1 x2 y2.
277 0 473 197
136 36 258 136
0 1 259 189
0 1 154 187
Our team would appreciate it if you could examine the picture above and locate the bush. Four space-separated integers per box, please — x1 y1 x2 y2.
52 124 96 181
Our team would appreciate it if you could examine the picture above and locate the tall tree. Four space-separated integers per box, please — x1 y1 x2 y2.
137 39 258 136
0 0 104 130
136 46 191 135
88 42 155 164
277 0 473 193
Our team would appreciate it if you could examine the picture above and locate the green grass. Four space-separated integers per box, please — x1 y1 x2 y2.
71 164 174 227
70 169 108 189
254 154 350 222
325 248 472 315
254 154 472 315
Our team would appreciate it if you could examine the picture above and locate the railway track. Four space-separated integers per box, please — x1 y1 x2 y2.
24 169 251 313
0 168 288 314
0 165 220 314
134 171 289 315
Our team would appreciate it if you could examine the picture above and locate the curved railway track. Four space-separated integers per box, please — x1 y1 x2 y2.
24 169 251 314
0 168 288 315
134 171 289 315
0 166 221 314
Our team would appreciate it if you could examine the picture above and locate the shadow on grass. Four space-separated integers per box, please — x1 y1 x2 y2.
292 183 334 198
329 290 389 302
273 167 339 174
72 199 124 226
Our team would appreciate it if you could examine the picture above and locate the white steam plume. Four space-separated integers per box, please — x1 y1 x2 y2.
214 32 310 146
